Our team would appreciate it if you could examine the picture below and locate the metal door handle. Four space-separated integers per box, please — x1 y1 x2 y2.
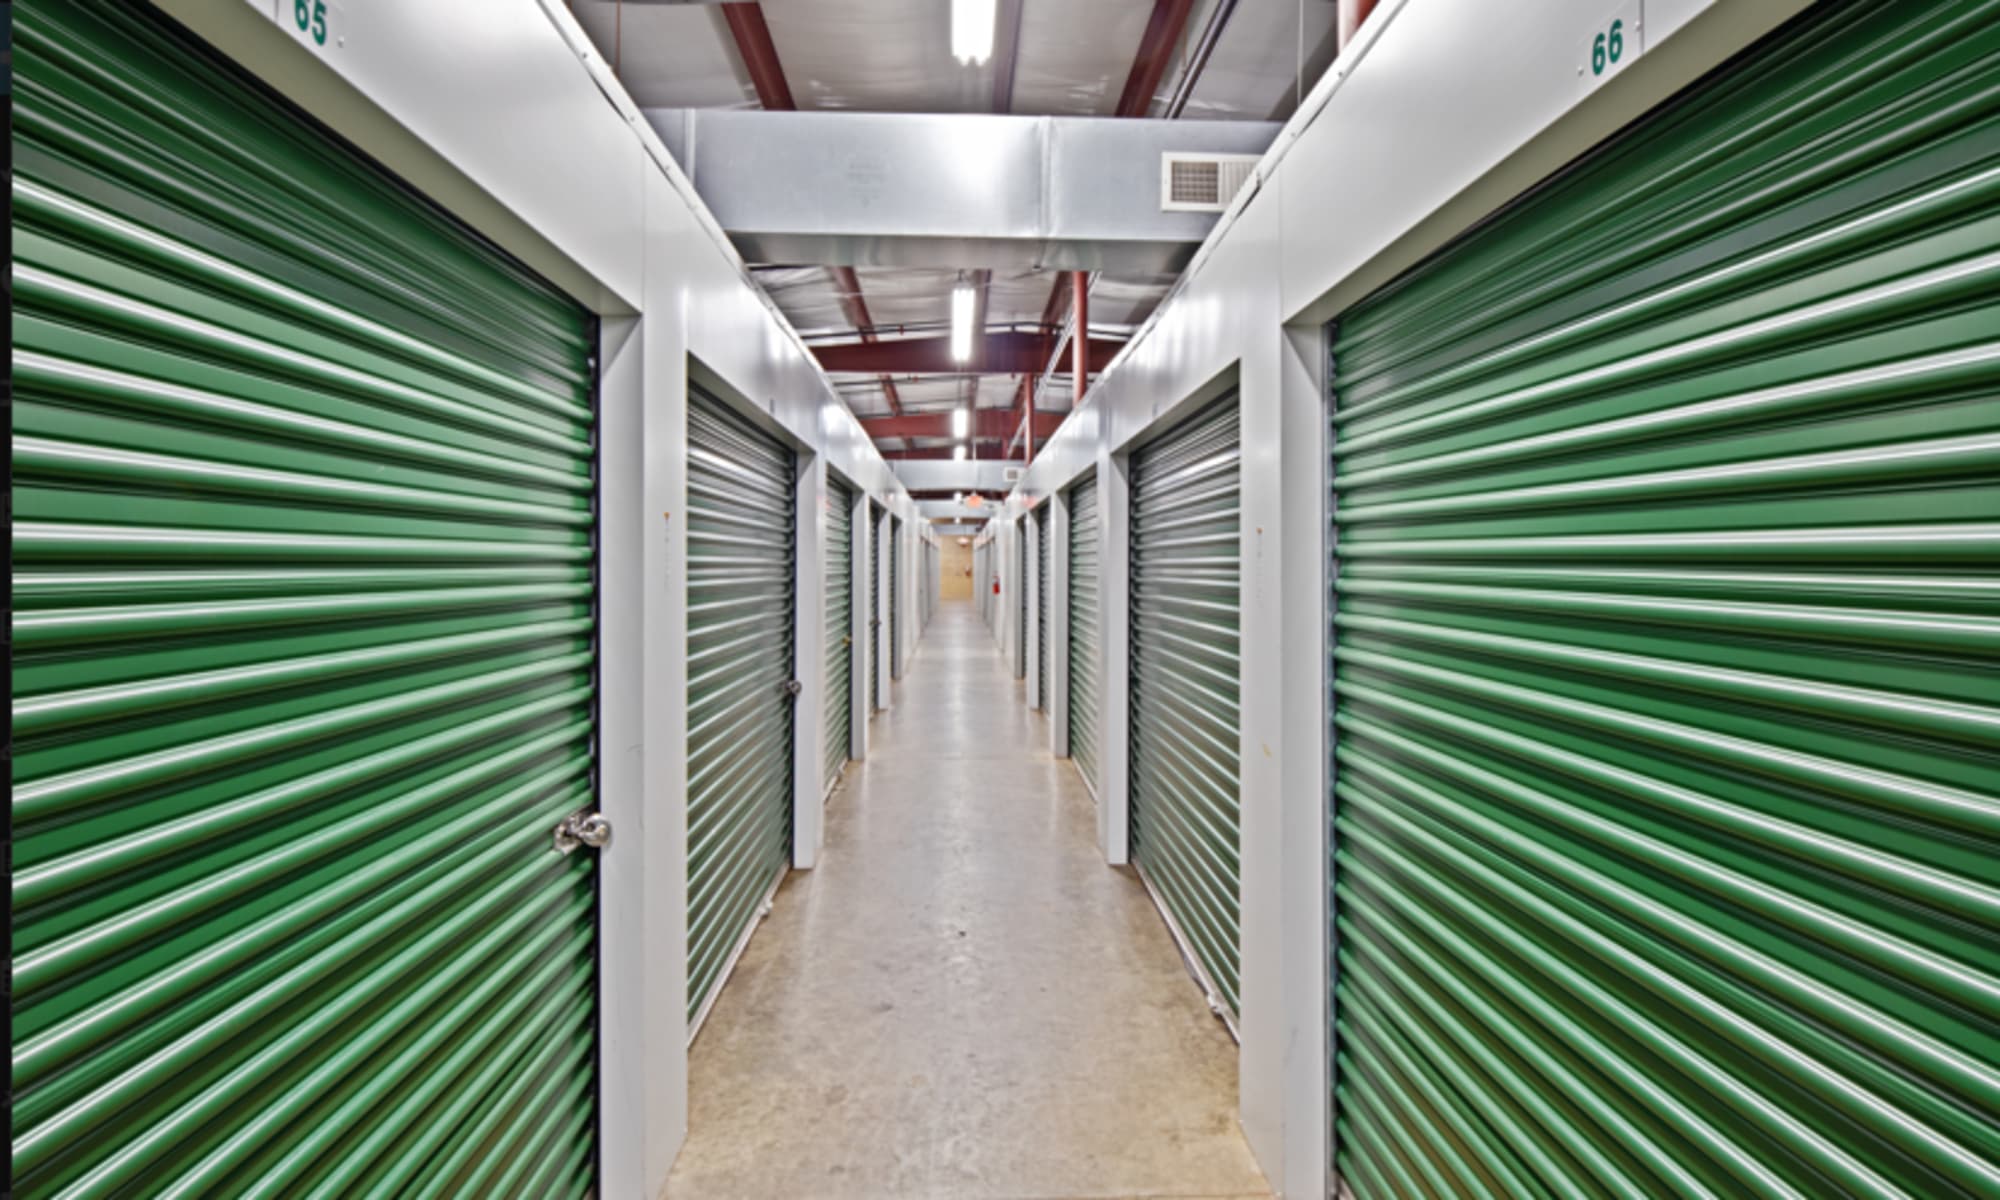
842 635 853 646
553 810 612 855
782 679 804 697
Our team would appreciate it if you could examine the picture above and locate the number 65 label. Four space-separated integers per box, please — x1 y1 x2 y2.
288 0 335 50
1579 2 1642 92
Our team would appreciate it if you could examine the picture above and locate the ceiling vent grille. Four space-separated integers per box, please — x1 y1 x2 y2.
1160 153 1260 213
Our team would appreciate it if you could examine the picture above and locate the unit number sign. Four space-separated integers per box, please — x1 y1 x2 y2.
288 0 337 50
1579 1 1643 92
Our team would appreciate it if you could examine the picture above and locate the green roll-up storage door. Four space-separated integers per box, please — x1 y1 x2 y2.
10 2 601 1196
825 480 854 790
871 504 883 709
1036 504 1051 710
1068 476 1101 789
686 388 795 1029
1328 1 2000 1196
1129 397 1242 1019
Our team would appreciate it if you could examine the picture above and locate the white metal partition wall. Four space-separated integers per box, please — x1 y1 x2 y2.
1068 475 1102 794
685 387 796 1034
1127 395 1243 1023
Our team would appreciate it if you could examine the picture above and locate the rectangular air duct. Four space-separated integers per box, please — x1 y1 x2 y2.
647 110 1280 273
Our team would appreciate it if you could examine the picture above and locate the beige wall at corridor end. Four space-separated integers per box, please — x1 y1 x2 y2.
940 535 975 601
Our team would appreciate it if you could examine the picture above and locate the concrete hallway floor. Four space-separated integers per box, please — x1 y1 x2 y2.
664 600 1270 1200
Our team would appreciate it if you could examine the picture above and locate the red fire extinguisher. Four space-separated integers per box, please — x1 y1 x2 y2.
992 575 1001 596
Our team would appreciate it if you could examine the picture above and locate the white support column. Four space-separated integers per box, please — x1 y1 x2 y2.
594 314 649 1200
793 454 827 869
1050 488 1073 757
1097 453 1131 865
1277 320 1333 1198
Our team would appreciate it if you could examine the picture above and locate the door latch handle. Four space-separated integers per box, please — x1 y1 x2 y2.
782 679 804 698
553 810 612 855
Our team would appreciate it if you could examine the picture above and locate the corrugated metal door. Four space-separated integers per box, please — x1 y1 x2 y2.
686 388 795 1029
1067 476 1102 788
1328 0 2000 1195
1036 505 1051 710
10 2 601 1195
1129 397 1242 1019
825 480 854 790
870 504 883 708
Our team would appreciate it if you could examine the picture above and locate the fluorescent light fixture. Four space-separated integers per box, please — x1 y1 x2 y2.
952 0 996 65
951 405 970 439
950 276 977 363
954 444 968 461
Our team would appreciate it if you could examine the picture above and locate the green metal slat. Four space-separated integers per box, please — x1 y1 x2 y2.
826 480 854 788
686 387 796 1028
1328 0 2000 1195
1130 396 1242 1019
10 1 599 1195
1068 476 1102 789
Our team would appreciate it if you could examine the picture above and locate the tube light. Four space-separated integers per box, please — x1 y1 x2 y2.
950 276 977 363
952 0 996 65
951 405 971 439
954 444 968 461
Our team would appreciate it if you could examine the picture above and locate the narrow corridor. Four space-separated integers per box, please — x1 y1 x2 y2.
665 602 1270 1199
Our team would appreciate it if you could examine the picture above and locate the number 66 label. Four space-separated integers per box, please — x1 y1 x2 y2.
288 0 337 50
1579 1 1642 92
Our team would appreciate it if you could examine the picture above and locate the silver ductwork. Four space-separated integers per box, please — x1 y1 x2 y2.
645 109 1281 272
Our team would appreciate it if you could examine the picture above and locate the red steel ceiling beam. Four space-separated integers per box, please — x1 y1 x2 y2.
720 3 796 109
813 331 1121 375
1115 0 1198 118
861 409 1066 442
827 265 905 416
